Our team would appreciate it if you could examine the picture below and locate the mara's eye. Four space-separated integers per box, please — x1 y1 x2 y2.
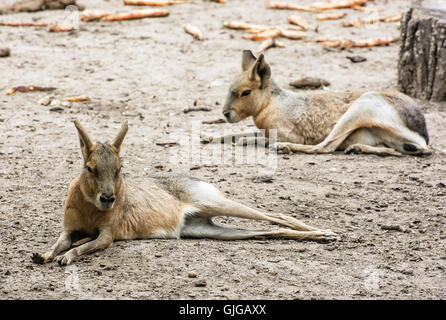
85 165 93 173
241 89 252 97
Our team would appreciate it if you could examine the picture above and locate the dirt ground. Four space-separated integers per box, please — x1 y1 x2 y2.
0 0 445 300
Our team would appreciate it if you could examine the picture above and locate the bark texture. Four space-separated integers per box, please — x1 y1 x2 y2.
398 0 446 102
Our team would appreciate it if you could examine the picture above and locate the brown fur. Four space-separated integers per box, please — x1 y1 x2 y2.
33 121 339 265
214 50 431 156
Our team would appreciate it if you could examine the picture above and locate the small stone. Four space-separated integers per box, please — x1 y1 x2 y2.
194 280 207 287
188 272 198 278
0 48 10 58
38 96 55 106
50 99 61 106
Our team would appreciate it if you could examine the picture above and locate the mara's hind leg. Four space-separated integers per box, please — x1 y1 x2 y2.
272 92 428 156
181 215 338 242
342 128 402 156
186 180 334 233
345 144 402 156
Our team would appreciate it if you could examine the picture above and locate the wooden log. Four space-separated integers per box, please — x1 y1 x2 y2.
398 0 446 102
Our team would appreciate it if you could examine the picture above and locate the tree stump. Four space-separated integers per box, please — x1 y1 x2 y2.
398 0 446 102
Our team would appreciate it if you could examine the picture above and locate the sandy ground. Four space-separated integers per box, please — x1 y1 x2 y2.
0 0 445 300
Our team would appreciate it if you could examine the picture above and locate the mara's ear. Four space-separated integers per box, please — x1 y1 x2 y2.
111 120 128 152
74 120 94 161
242 50 257 71
249 53 271 89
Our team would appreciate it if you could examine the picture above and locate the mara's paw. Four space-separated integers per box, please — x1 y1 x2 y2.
32 251 54 264
344 145 362 155
56 254 74 266
31 253 45 265
269 142 290 154
318 230 340 243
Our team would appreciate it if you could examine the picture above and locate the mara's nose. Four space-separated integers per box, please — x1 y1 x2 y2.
100 193 115 204
223 111 230 118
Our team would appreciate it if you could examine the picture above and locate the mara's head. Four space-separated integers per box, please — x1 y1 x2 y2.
223 50 272 123
74 120 128 211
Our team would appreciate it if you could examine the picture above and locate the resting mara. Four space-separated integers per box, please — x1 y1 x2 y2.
203 50 430 157
32 120 338 266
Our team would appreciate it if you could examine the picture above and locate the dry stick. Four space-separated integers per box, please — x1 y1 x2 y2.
309 0 368 10
48 24 75 32
267 1 320 12
6 85 56 95
279 29 306 40
184 24 204 40
0 21 49 27
243 28 281 41
123 0 189 5
202 119 226 124
101 9 169 21
258 37 285 52
316 36 398 48
211 0 226 3
0 21 75 32
316 12 347 20
81 10 111 21
183 106 212 113
66 96 90 102
342 13 402 27
288 15 310 30
223 21 270 31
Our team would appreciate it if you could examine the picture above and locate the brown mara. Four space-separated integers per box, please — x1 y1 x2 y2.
32 120 338 265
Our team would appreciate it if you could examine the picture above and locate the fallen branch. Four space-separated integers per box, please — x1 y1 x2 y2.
101 9 169 21
288 15 310 30
48 24 75 32
309 0 368 10
81 10 111 22
243 28 281 41
0 21 49 27
267 1 319 12
279 29 306 40
202 119 226 124
184 24 205 40
123 0 189 5
316 36 398 48
66 95 90 102
316 12 347 20
342 13 402 27
223 21 270 31
7 85 56 95
258 37 285 52
183 106 212 113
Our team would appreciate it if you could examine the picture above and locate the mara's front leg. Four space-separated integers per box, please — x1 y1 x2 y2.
32 230 72 264
55 229 114 265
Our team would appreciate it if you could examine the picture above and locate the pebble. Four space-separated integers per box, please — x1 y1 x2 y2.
38 96 55 106
0 48 10 57
188 272 198 278
194 280 207 287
